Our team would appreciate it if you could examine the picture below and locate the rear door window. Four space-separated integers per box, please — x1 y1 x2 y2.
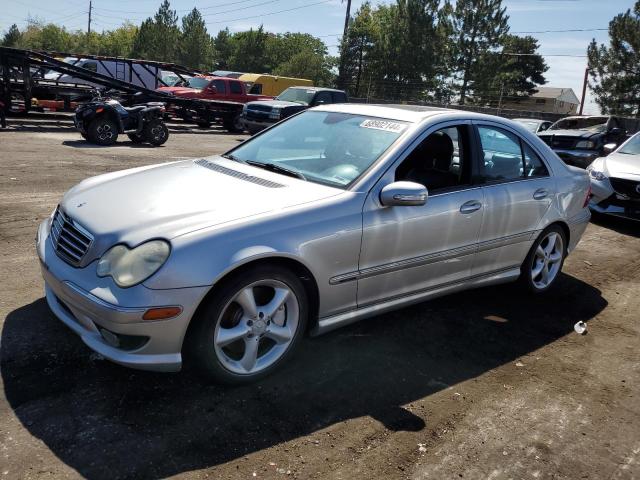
229 81 242 94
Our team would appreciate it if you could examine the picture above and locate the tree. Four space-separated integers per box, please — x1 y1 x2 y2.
179 8 213 70
588 1 640 117
213 28 233 69
2 24 21 47
131 0 180 62
474 35 547 106
451 0 509 104
226 27 270 72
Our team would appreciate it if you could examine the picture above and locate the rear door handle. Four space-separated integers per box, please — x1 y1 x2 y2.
533 188 549 200
460 200 482 214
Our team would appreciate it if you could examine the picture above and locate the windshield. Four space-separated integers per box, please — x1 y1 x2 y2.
618 134 640 155
227 111 408 188
550 117 609 132
186 77 211 89
515 120 540 133
276 88 315 105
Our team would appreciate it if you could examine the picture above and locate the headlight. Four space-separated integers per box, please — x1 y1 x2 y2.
97 240 170 288
576 140 595 149
269 108 282 120
586 165 607 181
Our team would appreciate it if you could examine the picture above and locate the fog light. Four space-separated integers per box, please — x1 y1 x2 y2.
142 306 182 320
99 328 120 347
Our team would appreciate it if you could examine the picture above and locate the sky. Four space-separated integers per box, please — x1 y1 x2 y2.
1 0 636 114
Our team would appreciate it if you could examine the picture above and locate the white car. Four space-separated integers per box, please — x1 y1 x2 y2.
587 132 640 221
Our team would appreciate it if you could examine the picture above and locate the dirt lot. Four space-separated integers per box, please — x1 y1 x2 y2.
1 117 639 480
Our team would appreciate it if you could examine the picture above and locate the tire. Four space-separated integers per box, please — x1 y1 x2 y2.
186 265 309 384
520 225 567 294
222 113 244 133
127 132 145 143
87 118 118 146
80 132 88 140
143 120 169 146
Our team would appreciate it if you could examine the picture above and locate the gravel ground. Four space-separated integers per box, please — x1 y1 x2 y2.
0 117 639 480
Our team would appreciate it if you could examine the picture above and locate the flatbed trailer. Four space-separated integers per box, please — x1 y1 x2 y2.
0 47 243 131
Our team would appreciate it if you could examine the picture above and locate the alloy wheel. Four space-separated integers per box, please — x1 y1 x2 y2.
531 231 564 289
96 123 113 142
213 279 299 375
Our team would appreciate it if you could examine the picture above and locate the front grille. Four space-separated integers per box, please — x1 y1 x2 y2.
50 208 93 266
247 104 273 112
610 177 640 199
245 109 271 121
542 136 577 149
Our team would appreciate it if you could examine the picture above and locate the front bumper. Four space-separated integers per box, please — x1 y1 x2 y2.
36 218 209 372
590 197 640 221
241 115 275 132
552 149 600 169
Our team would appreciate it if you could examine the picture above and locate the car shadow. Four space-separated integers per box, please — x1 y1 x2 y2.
590 212 640 238
1 273 606 479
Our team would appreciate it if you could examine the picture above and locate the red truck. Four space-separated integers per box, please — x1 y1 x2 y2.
158 76 273 130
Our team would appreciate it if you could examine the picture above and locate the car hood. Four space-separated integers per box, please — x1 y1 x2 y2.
248 100 307 109
59 157 341 253
156 86 200 96
602 152 640 179
539 129 599 139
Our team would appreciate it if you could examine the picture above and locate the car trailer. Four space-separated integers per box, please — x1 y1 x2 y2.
0 47 244 131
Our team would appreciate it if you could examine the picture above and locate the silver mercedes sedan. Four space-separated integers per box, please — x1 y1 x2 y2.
36 104 591 383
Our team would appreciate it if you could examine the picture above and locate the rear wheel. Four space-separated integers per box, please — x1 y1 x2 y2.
186 265 308 384
143 120 169 146
87 118 118 146
520 225 566 293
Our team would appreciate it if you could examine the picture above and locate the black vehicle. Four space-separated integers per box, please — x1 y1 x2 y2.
538 115 640 168
74 93 169 146
241 87 348 134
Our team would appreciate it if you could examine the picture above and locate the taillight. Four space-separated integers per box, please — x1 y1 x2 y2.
583 185 592 208
96 107 104 113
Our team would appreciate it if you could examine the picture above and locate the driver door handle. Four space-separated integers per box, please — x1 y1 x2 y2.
533 188 549 200
460 200 482 214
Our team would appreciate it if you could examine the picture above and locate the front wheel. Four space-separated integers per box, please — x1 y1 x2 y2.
222 113 244 133
143 120 169 146
186 265 308 384
87 118 118 145
520 225 567 293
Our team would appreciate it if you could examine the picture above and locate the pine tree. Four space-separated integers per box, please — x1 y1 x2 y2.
179 8 213 70
451 0 509 104
213 28 233 69
2 24 21 47
131 0 179 62
587 1 640 117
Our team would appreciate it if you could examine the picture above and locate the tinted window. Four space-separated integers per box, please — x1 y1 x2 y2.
248 83 262 94
229 81 242 94
478 126 548 181
332 92 347 103
82 62 97 72
212 79 226 94
313 92 332 105
187 77 210 89
396 126 471 192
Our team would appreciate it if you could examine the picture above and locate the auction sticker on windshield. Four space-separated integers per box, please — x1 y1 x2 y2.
360 119 407 133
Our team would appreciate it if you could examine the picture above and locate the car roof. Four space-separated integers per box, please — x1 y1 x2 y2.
513 118 547 123
286 86 345 93
312 103 467 123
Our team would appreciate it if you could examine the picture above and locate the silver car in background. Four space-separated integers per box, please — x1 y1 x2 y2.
588 132 640 220
36 105 591 383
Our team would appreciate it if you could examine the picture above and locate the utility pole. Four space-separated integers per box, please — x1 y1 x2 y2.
342 0 352 39
87 0 92 35
579 67 589 116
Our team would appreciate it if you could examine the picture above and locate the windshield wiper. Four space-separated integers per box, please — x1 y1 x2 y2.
221 153 246 163
246 160 307 181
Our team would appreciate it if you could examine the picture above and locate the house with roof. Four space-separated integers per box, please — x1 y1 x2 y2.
502 87 581 114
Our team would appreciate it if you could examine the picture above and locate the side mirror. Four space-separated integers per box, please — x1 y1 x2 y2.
603 143 617 154
609 127 622 136
380 181 428 207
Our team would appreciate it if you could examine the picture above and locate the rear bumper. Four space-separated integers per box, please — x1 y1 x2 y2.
567 208 591 253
